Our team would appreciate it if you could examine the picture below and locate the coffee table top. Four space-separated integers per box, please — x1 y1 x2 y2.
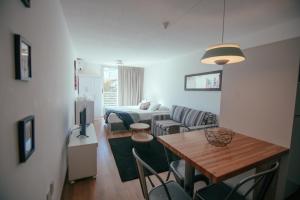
130 123 150 130
131 132 153 143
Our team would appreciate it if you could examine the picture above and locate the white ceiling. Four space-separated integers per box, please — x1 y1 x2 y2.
61 0 300 66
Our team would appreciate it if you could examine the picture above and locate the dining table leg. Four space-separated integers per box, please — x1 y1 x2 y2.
184 161 195 197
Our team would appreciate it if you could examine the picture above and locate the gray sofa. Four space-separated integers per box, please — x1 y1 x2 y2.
152 105 218 136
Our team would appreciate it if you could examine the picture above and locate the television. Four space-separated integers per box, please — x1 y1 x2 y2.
79 108 87 137
75 99 94 125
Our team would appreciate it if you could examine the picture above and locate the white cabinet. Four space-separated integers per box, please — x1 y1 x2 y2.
68 124 98 182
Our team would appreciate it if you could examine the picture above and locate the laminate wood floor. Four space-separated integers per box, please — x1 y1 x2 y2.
61 119 176 200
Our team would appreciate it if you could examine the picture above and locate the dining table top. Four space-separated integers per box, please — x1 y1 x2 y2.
157 130 289 183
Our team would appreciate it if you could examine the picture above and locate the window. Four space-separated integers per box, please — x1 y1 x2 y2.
103 67 118 106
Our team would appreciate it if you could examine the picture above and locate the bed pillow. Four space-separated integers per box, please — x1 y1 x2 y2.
149 103 161 111
158 106 169 111
139 102 150 110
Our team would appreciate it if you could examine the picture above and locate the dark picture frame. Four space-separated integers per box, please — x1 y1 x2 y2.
184 70 222 91
21 0 31 8
74 60 77 90
14 34 32 81
18 115 35 163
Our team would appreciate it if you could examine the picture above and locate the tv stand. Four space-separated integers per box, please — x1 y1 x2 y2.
68 123 98 183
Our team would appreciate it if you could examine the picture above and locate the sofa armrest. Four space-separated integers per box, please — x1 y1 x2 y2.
167 124 181 134
188 124 218 131
152 114 171 124
151 114 171 134
152 113 170 119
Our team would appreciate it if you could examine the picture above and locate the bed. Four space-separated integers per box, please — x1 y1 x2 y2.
104 105 170 132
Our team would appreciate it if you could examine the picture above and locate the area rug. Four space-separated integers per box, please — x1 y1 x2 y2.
108 136 177 182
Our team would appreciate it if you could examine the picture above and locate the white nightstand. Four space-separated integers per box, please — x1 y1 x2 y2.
67 124 98 183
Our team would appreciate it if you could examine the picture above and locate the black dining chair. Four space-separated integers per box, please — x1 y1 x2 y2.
164 126 209 187
194 162 279 200
132 148 192 200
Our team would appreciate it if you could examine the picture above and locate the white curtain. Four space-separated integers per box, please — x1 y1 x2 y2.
118 66 144 106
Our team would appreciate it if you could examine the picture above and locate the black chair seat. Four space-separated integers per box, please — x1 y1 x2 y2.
170 160 209 187
194 182 245 200
149 180 191 200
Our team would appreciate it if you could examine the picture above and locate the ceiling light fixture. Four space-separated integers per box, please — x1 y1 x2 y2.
201 0 245 65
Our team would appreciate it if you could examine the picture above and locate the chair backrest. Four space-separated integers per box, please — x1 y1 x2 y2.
132 148 172 200
225 162 279 200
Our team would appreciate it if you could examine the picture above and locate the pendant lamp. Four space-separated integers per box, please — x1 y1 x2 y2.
201 0 245 65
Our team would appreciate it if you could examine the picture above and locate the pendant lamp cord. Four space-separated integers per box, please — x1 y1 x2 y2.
221 0 226 44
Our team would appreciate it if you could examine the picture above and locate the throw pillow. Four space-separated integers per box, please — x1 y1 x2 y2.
158 106 169 111
139 102 150 110
149 104 161 111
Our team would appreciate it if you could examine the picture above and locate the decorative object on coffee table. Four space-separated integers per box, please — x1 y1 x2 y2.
18 115 35 162
14 34 32 81
130 123 153 143
204 127 235 147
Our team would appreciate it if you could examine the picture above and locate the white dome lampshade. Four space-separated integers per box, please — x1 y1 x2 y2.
201 43 246 65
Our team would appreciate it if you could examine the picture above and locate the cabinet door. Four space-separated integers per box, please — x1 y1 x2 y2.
68 144 97 181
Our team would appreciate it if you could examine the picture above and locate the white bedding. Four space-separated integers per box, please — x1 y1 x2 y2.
105 106 169 123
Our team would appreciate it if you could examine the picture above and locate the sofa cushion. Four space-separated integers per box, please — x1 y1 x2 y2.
171 106 185 122
194 112 217 125
181 108 192 124
184 110 202 127
170 105 217 127
170 105 176 118
155 120 182 130
194 112 207 126
203 112 217 125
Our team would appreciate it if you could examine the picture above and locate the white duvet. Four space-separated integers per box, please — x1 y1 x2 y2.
105 106 169 123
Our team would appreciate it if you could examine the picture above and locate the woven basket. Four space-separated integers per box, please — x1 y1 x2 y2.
204 127 235 147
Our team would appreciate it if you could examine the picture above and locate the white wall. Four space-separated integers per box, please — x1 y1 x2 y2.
144 52 222 114
220 37 300 199
220 37 300 148
0 0 75 200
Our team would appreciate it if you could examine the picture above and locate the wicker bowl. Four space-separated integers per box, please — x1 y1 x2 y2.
204 128 235 147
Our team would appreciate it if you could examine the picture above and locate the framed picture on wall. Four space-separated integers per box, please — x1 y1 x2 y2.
18 115 35 163
74 60 77 90
14 34 32 81
184 70 222 91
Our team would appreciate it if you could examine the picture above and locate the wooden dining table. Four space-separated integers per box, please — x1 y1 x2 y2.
157 129 289 197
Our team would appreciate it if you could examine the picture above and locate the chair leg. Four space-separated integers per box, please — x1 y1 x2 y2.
202 176 210 186
166 170 171 181
163 145 172 181
185 162 195 197
147 176 155 187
